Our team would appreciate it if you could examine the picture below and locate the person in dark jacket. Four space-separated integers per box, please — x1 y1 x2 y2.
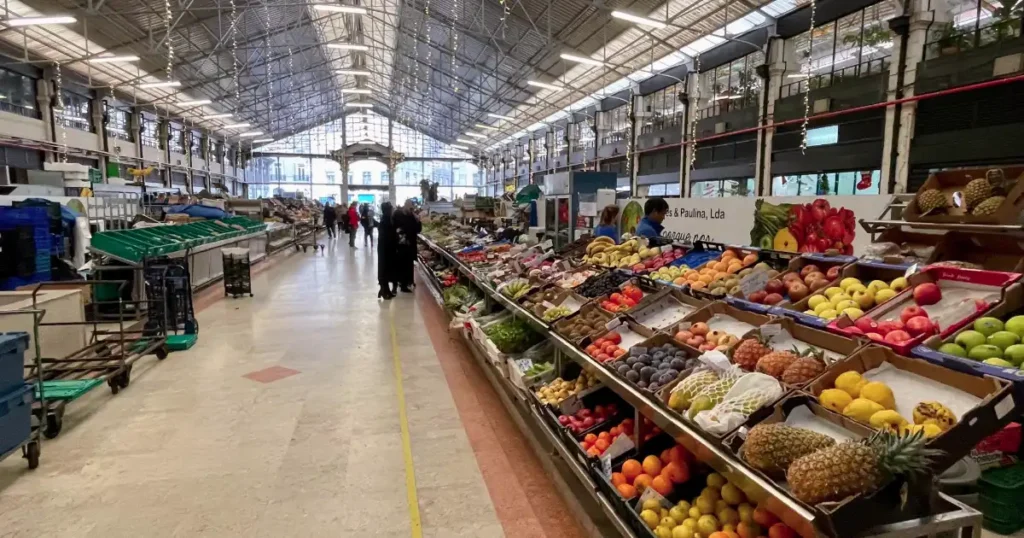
322 204 337 239
377 202 398 300
635 197 668 238
360 204 376 247
346 201 360 248
393 201 422 293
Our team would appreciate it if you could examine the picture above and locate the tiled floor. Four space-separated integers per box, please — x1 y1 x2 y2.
0 239 584 537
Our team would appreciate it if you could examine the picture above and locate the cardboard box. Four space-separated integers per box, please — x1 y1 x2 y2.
904 166 1024 225
807 345 1017 472
928 232 1024 273
729 254 858 313
592 276 668 316
829 265 1021 355
627 288 705 331
528 288 587 323
668 301 773 355
868 227 943 266
746 317 865 387
553 303 615 346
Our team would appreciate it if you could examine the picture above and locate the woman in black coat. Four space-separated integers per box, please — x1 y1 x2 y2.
376 202 398 300
393 203 422 293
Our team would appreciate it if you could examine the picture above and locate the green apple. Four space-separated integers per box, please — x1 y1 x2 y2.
1005 315 1024 337
955 330 987 351
974 317 1005 337
983 358 1015 368
968 344 1004 361
1003 344 1024 366
988 331 1021 350
938 343 968 357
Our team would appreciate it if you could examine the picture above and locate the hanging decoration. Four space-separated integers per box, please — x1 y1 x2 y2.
53 61 67 163
625 92 635 183
800 0 818 154
231 0 240 112
688 51 701 172
451 0 459 93
164 0 174 82
263 0 273 139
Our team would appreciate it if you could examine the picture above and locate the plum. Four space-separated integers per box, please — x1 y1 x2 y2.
625 370 640 382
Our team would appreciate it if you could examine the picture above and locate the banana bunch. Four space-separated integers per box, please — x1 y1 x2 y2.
584 236 615 256
582 237 644 268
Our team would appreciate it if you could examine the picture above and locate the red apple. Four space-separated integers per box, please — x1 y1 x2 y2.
877 320 905 335
845 326 865 335
900 305 928 324
800 265 820 278
884 330 913 344
765 280 785 294
804 272 826 284
854 316 880 334
782 273 803 284
809 279 830 291
905 316 936 337
748 290 768 304
788 282 809 302
867 332 886 343
826 266 841 280
764 293 784 305
913 282 942 306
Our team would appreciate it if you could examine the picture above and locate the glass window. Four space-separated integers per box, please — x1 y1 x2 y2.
105 103 132 141
697 50 765 119
0 68 37 118
141 114 159 147
534 136 547 162
190 130 202 155
598 105 629 145
56 90 92 131
926 0 1020 58
361 171 371 184
553 128 566 155
326 172 336 184
168 122 184 153
692 178 755 197
771 170 881 195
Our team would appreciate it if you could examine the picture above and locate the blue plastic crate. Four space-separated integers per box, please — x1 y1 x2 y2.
0 384 32 456
0 207 49 228
0 333 28 396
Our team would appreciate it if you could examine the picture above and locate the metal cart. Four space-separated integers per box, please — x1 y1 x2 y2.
29 281 168 438
295 218 324 254
0 312 43 469
222 248 253 297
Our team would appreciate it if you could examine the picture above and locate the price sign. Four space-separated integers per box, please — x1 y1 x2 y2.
559 395 583 416
739 269 771 298
604 433 635 460
600 453 613 478
635 486 672 511
760 324 782 340
541 239 554 252
605 319 622 331
904 263 919 278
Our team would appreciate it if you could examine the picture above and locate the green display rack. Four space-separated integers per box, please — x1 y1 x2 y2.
91 218 268 263
35 379 103 402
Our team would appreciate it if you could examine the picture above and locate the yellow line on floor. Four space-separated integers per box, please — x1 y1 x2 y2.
389 308 424 538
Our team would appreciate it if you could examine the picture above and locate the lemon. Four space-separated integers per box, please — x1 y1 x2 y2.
689 507 703 519
673 525 696 538
641 509 661 530
814 301 833 315
697 514 721 535
701 487 722 502
662 517 678 529
695 495 716 515
845 283 867 295
644 499 663 512
676 500 692 513
720 483 745 505
715 500 729 513
808 295 828 310
737 503 754 523
670 506 689 524
706 473 727 489
717 507 740 526
655 527 673 538
824 287 844 299
683 518 699 529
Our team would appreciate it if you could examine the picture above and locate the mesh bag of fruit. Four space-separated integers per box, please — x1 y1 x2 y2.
694 372 783 435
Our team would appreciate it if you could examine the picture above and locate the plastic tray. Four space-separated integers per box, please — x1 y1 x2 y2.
36 379 103 402
0 332 29 397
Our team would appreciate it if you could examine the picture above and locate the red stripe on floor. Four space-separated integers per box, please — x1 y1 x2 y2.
415 283 586 538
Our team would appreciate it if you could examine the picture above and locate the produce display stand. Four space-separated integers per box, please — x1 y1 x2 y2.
419 235 990 538
0 318 44 470
28 281 168 438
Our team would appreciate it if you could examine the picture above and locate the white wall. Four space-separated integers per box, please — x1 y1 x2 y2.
142 145 165 163
168 151 187 168
64 129 100 152
108 138 137 159
0 111 45 140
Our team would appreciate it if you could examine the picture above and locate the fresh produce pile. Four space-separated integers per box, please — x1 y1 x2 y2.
730 335 827 386
521 287 563 310
582 236 645 269
611 444 692 501
556 234 593 256
650 264 691 284
534 372 601 406
558 402 623 438
745 264 839 305
555 307 612 343
915 168 1012 218
575 271 632 298
483 317 543 354
630 246 686 274
608 342 697 393
584 331 627 362
442 284 479 311
554 268 601 289
674 322 740 353
522 361 554 380
680 250 760 294
802 276 908 321
579 416 633 457
434 269 458 288
599 284 645 313
818 371 956 438
939 315 1024 368
542 306 573 322
500 279 533 300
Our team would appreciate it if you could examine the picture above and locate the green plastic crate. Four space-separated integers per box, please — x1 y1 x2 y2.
166 334 197 351
983 514 1024 535
36 379 103 402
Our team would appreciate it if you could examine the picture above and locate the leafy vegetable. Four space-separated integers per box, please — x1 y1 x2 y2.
483 317 543 354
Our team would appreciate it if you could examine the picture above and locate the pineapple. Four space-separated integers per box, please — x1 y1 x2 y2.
732 336 772 371
756 349 799 379
972 196 1004 216
915 189 947 214
742 424 836 478
781 350 826 386
963 177 992 211
787 430 941 505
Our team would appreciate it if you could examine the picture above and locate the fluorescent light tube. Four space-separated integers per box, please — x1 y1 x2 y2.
204 113 233 119
328 43 369 51
560 53 604 67
239 131 264 137
337 69 372 76
345 103 372 108
527 80 564 91
177 99 212 106
225 122 251 129
5 16 76 26
252 138 274 143
475 124 498 131
611 11 667 29
456 138 476 144
451 144 469 150
787 73 809 79
137 80 181 89
87 54 139 64
466 132 488 139
313 4 367 14
487 113 513 121
711 94 742 101
341 88 371 94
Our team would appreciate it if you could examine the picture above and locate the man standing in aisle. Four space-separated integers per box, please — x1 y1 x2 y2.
635 197 668 238
322 203 337 240
346 201 360 248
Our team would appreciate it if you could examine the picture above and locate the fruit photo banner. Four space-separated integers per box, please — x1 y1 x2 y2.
619 196 893 255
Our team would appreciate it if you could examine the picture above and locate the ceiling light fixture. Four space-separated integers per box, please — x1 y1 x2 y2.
475 124 498 131
451 144 469 150
336 69 372 76
527 80 564 91
87 54 139 64
312 4 367 14
711 94 742 101
560 53 604 67
203 113 233 119
465 132 488 139
177 99 212 106
252 138 274 143
345 103 372 108
341 88 371 94
787 73 809 78
327 43 369 51
487 113 513 121
137 80 181 89
224 122 251 129
4 15 76 26
239 131 264 137
456 138 476 144
610 10 667 29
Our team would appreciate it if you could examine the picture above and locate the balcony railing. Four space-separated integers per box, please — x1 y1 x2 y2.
779 56 890 99
697 92 760 120
640 111 685 134
925 17 1022 60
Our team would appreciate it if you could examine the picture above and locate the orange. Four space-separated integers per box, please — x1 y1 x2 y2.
690 281 707 290
617 483 638 500
727 264 742 274
743 254 758 266
621 459 643 482
584 433 597 445
642 455 663 476
768 524 796 538
595 439 610 452
698 275 713 284
738 522 762 538
598 431 611 442
651 475 674 496
662 461 690 484
752 507 779 528
587 446 601 457
710 533 731 538
686 272 700 282
611 472 628 487
660 448 672 465
668 445 691 465
713 261 728 272
633 473 653 492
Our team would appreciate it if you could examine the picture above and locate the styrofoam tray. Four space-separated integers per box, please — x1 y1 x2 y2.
873 282 1002 332
764 328 845 364
611 327 648 350
861 361 982 421
783 405 863 442
706 314 758 340
633 299 696 331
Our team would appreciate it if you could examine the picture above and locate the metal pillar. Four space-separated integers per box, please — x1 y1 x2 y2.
888 6 932 195
761 36 788 196
340 117 349 204
36 77 54 163
682 71 700 198
388 117 396 202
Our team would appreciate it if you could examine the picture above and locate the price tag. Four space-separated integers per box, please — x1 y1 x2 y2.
600 453 613 478
541 239 554 251
699 350 733 371
604 433 635 460
631 346 648 356
675 321 692 333
739 269 771 298
541 301 558 310
760 324 782 340
559 395 583 416
605 319 622 331
635 486 672 511
515 358 534 373
905 263 919 278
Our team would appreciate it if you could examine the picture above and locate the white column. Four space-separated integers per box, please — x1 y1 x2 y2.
889 5 935 194
681 71 699 197
761 36 788 196
36 78 54 162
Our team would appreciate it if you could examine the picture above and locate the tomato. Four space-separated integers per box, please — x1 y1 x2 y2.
606 332 622 345
626 288 643 302
623 297 637 308
598 431 611 442
584 433 598 444
612 348 627 359
594 338 608 347
597 353 611 362
609 426 621 437
585 345 599 354
610 293 625 304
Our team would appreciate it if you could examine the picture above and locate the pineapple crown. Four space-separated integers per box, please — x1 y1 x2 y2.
866 430 943 479
798 346 827 364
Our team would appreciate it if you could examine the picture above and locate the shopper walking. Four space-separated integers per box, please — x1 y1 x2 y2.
377 202 398 300
361 203 377 247
593 204 620 243
322 203 337 239
346 201 360 248
393 200 421 293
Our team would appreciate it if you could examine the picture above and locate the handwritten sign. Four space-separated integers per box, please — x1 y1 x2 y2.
739 269 771 298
